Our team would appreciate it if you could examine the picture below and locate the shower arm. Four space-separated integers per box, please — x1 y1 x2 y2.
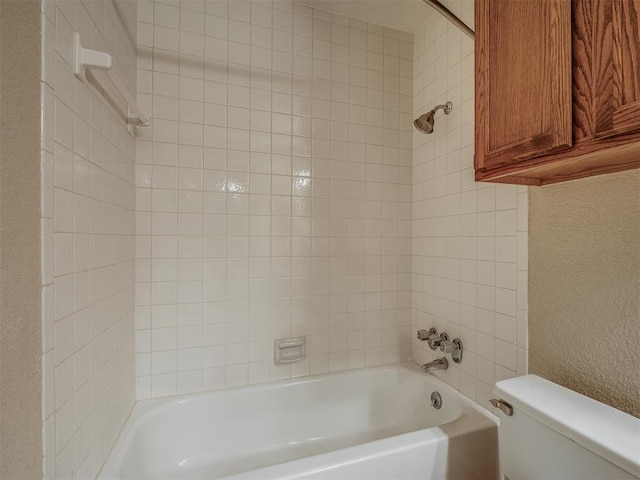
420 0 475 40
432 102 453 115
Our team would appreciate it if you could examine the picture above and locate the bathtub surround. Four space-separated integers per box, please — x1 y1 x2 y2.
529 169 640 418
135 0 414 397
40 0 138 477
0 0 43 477
411 0 528 409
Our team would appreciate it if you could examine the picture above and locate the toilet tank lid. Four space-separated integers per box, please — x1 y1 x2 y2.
494 375 640 478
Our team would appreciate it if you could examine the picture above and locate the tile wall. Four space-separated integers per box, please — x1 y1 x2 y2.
35 2 530 473
411 1 529 409
134 0 414 398
40 0 137 478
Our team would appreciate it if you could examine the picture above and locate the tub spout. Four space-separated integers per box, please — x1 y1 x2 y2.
422 357 448 372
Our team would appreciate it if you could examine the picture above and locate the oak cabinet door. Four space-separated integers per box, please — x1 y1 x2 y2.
475 0 573 171
591 0 640 138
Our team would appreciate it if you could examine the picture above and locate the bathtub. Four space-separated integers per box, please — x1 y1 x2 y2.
99 363 498 479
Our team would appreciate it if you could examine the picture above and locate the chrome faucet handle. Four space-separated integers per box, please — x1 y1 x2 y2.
439 339 456 353
417 327 437 341
427 330 447 350
439 338 463 363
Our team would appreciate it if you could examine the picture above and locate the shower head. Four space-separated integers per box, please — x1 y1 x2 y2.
414 111 436 134
414 101 453 134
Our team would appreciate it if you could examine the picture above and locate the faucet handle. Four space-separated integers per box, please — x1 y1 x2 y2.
428 330 447 350
417 327 436 341
418 328 443 350
440 340 456 354
439 338 463 363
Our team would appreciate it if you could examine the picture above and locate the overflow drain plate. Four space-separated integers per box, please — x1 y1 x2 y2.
430 391 442 409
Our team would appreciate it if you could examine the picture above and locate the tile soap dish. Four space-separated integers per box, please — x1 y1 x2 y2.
274 337 305 364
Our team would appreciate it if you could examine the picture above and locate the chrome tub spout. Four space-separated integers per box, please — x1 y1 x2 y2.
422 357 448 372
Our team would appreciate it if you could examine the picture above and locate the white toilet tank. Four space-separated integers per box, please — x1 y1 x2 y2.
493 375 640 480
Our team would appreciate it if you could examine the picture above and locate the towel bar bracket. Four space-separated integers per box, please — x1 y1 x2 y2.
74 32 149 133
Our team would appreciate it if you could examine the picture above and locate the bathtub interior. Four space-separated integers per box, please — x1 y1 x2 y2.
101 364 493 479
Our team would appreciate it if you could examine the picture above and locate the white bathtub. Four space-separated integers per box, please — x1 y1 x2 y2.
99 363 498 479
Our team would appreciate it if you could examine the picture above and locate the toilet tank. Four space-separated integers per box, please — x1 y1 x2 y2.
493 375 640 480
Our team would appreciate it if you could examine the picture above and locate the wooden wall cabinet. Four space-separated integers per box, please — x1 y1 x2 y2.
475 0 640 185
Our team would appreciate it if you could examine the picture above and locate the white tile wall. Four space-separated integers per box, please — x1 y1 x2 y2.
135 0 415 398
41 0 137 478
411 0 528 411
37 0 529 471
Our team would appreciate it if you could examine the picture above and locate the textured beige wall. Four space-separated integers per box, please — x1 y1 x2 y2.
0 0 43 477
530 169 640 418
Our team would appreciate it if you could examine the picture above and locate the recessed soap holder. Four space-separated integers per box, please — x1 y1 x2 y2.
274 337 306 364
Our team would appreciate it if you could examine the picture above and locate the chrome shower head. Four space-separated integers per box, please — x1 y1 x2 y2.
414 111 436 134
414 101 453 134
